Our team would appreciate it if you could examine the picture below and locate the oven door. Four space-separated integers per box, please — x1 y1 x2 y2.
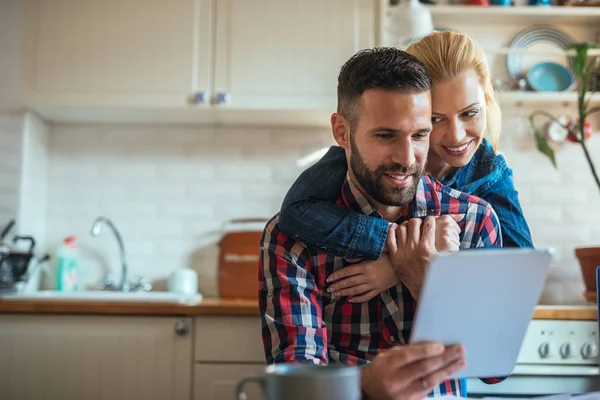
466 365 600 397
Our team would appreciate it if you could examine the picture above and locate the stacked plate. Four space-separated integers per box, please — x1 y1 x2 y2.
507 25 575 80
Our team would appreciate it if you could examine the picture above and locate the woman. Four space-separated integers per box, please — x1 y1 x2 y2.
278 31 534 302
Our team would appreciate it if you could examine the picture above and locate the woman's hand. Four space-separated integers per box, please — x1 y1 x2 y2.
326 253 399 303
434 214 462 253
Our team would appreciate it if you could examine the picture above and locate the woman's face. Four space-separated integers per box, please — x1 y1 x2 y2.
429 69 487 169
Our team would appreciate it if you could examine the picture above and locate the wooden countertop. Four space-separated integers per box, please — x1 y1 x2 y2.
0 297 596 320
0 297 260 316
533 306 597 321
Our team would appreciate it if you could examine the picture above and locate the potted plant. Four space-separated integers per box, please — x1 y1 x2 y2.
529 43 600 302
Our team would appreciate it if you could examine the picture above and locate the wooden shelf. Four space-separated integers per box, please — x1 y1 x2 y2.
484 48 600 56
496 91 600 104
428 5 600 24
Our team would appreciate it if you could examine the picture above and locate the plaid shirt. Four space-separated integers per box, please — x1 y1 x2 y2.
259 174 504 397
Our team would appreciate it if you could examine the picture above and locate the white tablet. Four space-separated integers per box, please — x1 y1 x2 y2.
409 248 552 379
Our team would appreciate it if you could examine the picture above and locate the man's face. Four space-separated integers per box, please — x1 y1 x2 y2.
341 89 432 207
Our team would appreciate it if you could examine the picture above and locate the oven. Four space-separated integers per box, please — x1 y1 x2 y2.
466 319 600 396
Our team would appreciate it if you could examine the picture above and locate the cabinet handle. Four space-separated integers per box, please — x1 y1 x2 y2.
215 91 230 105
189 91 205 104
174 320 190 336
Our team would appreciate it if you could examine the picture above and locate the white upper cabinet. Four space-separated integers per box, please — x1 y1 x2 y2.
21 0 212 107
212 0 376 110
19 0 377 123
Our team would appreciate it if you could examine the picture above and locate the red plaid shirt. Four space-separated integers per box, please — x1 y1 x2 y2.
259 174 504 396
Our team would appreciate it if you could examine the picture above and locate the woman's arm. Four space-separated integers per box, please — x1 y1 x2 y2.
279 146 389 260
480 170 534 248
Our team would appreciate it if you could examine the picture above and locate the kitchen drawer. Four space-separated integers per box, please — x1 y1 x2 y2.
194 316 264 362
194 363 266 400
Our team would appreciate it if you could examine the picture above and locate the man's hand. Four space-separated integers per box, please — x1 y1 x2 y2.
361 342 466 400
434 214 463 253
326 253 399 303
386 216 437 298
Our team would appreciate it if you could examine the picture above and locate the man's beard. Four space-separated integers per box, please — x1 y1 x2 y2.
349 136 423 207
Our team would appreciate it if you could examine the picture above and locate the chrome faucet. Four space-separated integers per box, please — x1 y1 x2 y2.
91 216 151 292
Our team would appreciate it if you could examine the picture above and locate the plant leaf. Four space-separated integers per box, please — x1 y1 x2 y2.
584 88 597 111
585 56 597 75
534 130 557 168
567 43 592 77
568 43 595 98
529 115 557 168
586 106 600 119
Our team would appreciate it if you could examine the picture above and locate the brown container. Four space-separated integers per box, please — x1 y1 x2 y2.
575 246 600 302
218 218 268 300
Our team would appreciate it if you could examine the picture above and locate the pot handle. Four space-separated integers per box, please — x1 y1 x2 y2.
25 253 51 281
236 374 266 400
0 219 15 242
13 236 36 252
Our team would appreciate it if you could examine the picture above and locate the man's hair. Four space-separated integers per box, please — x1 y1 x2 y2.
337 47 431 130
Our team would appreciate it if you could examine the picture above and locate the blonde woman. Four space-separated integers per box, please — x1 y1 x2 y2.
277 31 533 301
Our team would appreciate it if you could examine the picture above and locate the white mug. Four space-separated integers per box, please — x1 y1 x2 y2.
168 268 198 297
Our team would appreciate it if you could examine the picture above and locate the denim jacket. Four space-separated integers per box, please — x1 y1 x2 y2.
279 138 533 260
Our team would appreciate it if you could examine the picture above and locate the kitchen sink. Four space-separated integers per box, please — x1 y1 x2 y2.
1 290 202 304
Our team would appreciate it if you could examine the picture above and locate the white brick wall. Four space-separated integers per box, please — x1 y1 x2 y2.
45 125 335 295
500 109 600 303
42 119 600 302
0 113 23 228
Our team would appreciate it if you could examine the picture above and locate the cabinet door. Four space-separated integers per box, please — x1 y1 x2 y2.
195 316 264 363
22 0 211 107
213 0 376 109
194 364 266 400
0 315 193 400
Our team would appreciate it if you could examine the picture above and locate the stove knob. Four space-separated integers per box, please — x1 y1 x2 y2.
560 342 573 359
581 342 598 359
538 342 551 358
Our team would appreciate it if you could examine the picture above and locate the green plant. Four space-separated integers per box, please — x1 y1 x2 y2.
528 43 600 195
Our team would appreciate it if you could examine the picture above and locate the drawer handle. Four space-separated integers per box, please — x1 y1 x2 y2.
189 91 206 105
215 91 230 105
174 320 190 336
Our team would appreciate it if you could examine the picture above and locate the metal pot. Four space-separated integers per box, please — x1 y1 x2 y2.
0 236 37 287
7 236 36 282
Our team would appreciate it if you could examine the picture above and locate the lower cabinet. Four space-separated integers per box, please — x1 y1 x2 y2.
194 364 266 400
0 314 193 400
193 316 267 400
0 314 267 400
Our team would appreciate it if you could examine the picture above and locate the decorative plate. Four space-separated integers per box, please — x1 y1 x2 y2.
507 25 575 80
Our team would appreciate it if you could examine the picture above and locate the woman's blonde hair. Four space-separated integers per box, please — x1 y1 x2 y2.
406 31 501 152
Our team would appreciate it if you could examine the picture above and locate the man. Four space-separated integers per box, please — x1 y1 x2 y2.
259 48 502 399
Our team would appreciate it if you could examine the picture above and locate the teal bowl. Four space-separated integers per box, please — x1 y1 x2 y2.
527 62 574 92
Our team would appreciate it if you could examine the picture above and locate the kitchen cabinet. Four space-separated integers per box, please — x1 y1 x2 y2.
194 364 266 400
21 0 211 108
194 316 264 362
212 0 376 110
0 314 193 400
194 316 266 400
20 0 376 121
